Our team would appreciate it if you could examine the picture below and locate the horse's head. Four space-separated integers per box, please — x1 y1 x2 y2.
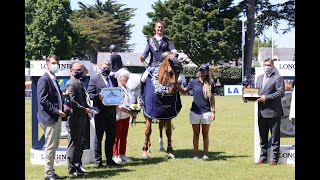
158 51 183 94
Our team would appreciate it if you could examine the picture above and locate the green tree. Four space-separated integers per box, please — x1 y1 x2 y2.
252 37 276 60
237 0 295 78
71 0 136 63
25 0 75 67
142 0 242 66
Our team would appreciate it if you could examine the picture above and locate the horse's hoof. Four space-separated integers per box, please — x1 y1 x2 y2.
141 152 149 160
160 147 165 152
168 153 175 159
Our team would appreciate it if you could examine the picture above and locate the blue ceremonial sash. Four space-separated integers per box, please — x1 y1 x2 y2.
148 37 161 62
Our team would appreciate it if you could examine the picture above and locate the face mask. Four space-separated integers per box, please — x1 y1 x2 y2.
50 64 59 74
80 75 86 82
74 71 83 79
263 66 273 75
101 67 110 76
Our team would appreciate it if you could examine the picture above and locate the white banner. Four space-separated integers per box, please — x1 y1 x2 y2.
257 61 295 77
30 60 93 76
224 85 243 96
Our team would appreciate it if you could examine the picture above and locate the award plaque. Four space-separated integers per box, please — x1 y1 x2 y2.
101 87 123 106
242 88 260 102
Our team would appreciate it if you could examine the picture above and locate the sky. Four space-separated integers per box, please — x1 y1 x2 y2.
70 0 295 53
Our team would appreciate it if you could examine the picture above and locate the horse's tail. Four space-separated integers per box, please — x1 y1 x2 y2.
163 122 175 131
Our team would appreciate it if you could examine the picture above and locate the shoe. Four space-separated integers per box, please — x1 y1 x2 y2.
255 159 266 165
52 173 65 179
114 156 123 164
193 156 198 160
95 162 104 168
120 155 132 163
44 175 56 180
76 167 86 174
270 161 277 166
107 160 121 166
202 155 209 160
80 165 87 172
68 171 84 177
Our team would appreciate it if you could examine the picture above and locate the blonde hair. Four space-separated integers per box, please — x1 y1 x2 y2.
196 71 214 100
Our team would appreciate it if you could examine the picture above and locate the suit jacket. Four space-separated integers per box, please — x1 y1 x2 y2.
66 77 90 115
87 73 118 118
142 36 175 67
110 52 123 72
37 72 64 124
256 70 285 118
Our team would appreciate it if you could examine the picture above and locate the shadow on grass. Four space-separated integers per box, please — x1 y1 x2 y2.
75 168 135 179
122 157 168 167
174 149 250 161
73 157 166 179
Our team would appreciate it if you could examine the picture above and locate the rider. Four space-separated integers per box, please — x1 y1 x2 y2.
139 20 178 96
109 44 123 76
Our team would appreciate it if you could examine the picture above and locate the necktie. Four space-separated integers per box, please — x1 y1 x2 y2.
105 77 110 87
262 75 269 89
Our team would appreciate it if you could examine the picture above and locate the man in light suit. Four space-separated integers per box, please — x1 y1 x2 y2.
87 60 119 167
37 54 66 180
256 58 285 166
66 61 92 176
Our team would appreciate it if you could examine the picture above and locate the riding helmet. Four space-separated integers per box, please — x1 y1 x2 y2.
109 44 117 52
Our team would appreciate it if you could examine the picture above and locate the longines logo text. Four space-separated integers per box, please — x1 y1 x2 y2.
280 152 295 158
40 64 72 69
31 153 67 160
278 63 295 70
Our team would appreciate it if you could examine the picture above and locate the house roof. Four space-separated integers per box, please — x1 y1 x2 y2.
97 52 194 67
258 48 295 62
97 52 149 67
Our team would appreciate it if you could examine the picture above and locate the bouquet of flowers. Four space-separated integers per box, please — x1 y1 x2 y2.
127 103 141 126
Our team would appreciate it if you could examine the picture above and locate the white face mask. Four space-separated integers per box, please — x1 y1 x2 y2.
50 64 59 74
263 66 273 75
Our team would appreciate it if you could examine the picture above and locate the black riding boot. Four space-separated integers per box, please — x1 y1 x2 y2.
140 82 146 96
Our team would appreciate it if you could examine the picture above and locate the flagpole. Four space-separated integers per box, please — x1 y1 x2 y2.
272 21 274 59
242 20 245 82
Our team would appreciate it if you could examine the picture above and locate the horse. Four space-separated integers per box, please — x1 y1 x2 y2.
126 73 168 152
135 52 183 159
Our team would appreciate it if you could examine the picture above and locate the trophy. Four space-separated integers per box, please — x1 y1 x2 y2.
101 87 123 106
242 87 260 102
63 91 72 118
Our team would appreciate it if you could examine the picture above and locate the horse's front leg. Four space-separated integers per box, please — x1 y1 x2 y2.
159 120 165 152
142 115 152 159
165 119 175 159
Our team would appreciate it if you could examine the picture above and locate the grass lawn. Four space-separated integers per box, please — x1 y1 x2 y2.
25 96 295 180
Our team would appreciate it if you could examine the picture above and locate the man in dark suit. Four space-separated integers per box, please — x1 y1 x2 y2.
87 60 120 167
37 54 66 180
109 44 123 75
65 61 92 176
256 58 285 166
